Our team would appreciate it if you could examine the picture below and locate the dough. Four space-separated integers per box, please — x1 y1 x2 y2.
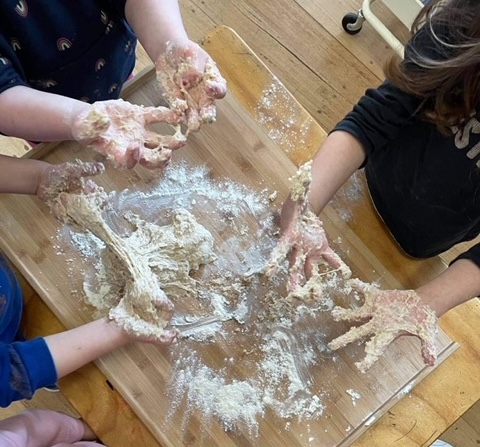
54 189 215 342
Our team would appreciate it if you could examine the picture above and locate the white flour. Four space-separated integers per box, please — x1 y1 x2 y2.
56 161 356 438
346 389 361 406
256 78 311 155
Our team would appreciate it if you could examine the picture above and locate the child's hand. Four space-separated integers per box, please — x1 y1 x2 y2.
155 38 227 132
71 99 186 169
119 318 179 345
264 198 351 293
110 282 178 345
37 160 105 213
328 279 438 372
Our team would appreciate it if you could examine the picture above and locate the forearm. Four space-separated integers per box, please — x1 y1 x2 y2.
125 0 188 62
0 155 50 195
0 86 90 141
416 258 480 317
0 409 93 447
307 130 366 214
44 317 130 378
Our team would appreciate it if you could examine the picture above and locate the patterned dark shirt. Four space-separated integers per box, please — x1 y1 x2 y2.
0 0 137 102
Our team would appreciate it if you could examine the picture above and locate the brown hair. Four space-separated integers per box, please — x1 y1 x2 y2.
384 0 480 133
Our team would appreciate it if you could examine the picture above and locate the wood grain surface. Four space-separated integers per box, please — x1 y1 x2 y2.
0 26 467 447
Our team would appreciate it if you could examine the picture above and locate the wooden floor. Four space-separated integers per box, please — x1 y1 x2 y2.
0 0 479 445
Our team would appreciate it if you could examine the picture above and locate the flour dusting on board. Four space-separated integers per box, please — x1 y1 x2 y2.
55 161 357 439
256 78 311 155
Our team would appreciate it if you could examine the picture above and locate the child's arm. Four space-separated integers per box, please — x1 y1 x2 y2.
327 259 480 372
416 258 480 317
0 409 99 447
0 88 184 169
288 133 480 371
124 0 188 63
124 0 227 131
0 86 89 142
297 130 366 215
1 317 174 407
0 155 104 202
0 155 50 196
292 114 480 315
44 317 136 379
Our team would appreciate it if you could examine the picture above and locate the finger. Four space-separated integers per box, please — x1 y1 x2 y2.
139 148 172 170
349 278 374 294
203 62 227 99
331 304 366 322
50 199 68 222
328 321 375 350
181 69 203 90
263 237 293 277
185 107 201 132
144 106 183 125
320 248 351 279
78 161 105 177
199 103 217 124
159 328 179 345
178 47 204 89
205 78 227 99
420 333 438 366
83 180 108 206
287 251 307 291
112 144 140 169
357 331 397 372
288 267 305 293
144 130 187 150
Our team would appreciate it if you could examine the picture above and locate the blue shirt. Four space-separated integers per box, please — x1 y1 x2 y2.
0 0 137 102
0 254 57 407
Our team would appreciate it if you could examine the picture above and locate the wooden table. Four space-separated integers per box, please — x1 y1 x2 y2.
3 26 480 446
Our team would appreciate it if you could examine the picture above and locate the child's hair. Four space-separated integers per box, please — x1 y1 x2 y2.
384 0 480 133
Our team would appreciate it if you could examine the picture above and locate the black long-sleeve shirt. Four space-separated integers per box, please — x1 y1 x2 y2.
334 80 480 266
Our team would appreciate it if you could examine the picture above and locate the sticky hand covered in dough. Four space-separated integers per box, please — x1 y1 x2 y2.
37 160 105 219
71 99 187 170
328 279 438 373
263 162 351 295
155 38 227 133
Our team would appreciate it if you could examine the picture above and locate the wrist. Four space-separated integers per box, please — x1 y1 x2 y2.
415 259 480 318
414 290 443 316
34 162 53 198
102 317 131 344
69 103 93 140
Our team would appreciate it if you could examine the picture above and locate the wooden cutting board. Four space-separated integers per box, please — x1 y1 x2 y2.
0 27 457 447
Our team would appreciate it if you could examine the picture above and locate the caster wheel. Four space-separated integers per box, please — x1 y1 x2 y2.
342 12 363 35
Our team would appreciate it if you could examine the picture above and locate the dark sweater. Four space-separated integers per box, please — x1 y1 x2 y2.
334 19 480 267
334 80 480 266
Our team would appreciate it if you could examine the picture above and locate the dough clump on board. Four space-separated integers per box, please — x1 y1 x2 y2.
53 187 215 342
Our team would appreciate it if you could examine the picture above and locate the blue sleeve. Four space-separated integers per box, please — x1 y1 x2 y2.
0 338 57 407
